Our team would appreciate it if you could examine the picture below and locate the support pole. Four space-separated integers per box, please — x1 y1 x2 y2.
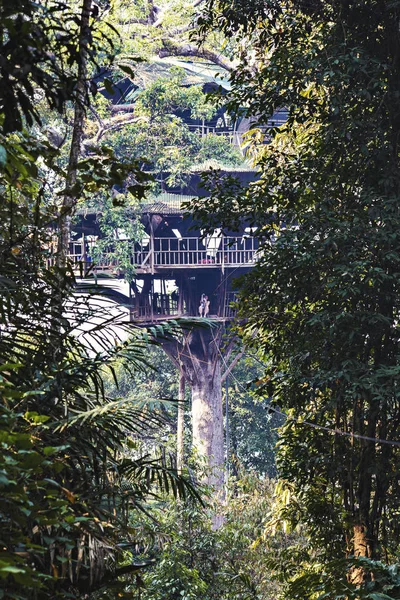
82 232 86 275
177 369 185 474
225 375 229 488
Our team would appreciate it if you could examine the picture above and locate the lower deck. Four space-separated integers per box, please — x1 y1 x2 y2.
76 277 239 322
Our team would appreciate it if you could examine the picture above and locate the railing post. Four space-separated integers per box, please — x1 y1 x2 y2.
221 233 225 274
82 232 87 276
149 213 154 274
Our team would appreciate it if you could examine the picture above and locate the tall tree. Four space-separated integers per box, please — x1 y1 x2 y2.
0 2 198 597
193 0 400 593
58 0 92 263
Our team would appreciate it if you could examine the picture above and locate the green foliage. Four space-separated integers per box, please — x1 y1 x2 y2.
192 0 400 595
275 556 400 600
0 210 200 597
101 68 244 189
227 356 283 477
136 67 215 122
196 134 244 167
139 474 282 600
0 0 93 133
83 192 145 282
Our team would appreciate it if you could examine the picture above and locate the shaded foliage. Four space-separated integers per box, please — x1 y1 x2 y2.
191 0 400 595
0 1 201 597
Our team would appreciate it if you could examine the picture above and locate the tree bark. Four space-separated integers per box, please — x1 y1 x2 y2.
177 370 185 473
163 327 225 495
58 0 92 265
84 114 148 147
348 524 370 586
191 353 224 491
158 42 234 72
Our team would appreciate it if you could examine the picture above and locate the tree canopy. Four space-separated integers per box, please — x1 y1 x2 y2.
5 0 400 598
191 0 400 594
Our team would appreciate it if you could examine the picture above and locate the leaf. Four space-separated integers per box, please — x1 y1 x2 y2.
103 77 115 94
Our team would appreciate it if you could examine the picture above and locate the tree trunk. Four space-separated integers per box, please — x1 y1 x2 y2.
348 524 370 586
191 355 224 492
177 370 185 473
58 0 92 265
163 327 225 494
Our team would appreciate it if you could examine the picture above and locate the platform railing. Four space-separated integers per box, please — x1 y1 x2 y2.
62 235 259 272
133 236 259 269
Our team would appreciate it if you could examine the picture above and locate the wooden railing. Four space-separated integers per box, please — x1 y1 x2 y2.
133 236 259 269
65 235 259 272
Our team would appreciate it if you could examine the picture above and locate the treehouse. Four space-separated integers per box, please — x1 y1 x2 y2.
68 168 260 323
99 57 288 151
69 57 287 323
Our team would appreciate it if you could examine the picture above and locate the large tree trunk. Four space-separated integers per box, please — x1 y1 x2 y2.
191 354 224 492
164 326 225 494
348 524 370 586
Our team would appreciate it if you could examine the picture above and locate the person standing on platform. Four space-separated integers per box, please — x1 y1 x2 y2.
199 293 206 317
204 295 210 317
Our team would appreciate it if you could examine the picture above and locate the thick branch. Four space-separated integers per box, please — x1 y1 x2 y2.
170 23 195 36
84 114 148 147
221 351 243 383
159 42 234 72
89 105 104 126
111 103 136 113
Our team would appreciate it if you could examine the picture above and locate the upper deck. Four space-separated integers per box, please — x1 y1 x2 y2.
67 234 260 275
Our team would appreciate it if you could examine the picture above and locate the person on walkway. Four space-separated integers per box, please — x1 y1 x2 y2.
204 295 210 317
199 293 206 317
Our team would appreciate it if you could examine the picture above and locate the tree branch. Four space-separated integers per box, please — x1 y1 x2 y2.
84 114 148 147
221 351 244 383
111 103 136 113
158 42 234 72
170 23 195 36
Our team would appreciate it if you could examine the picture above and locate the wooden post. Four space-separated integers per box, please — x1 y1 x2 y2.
82 232 87 275
149 214 154 275
177 369 185 473
178 274 183 315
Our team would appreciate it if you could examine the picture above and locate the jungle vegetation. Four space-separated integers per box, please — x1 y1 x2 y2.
2 0 400 599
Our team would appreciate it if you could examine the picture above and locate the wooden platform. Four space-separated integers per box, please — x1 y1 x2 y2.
74 278 237 322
